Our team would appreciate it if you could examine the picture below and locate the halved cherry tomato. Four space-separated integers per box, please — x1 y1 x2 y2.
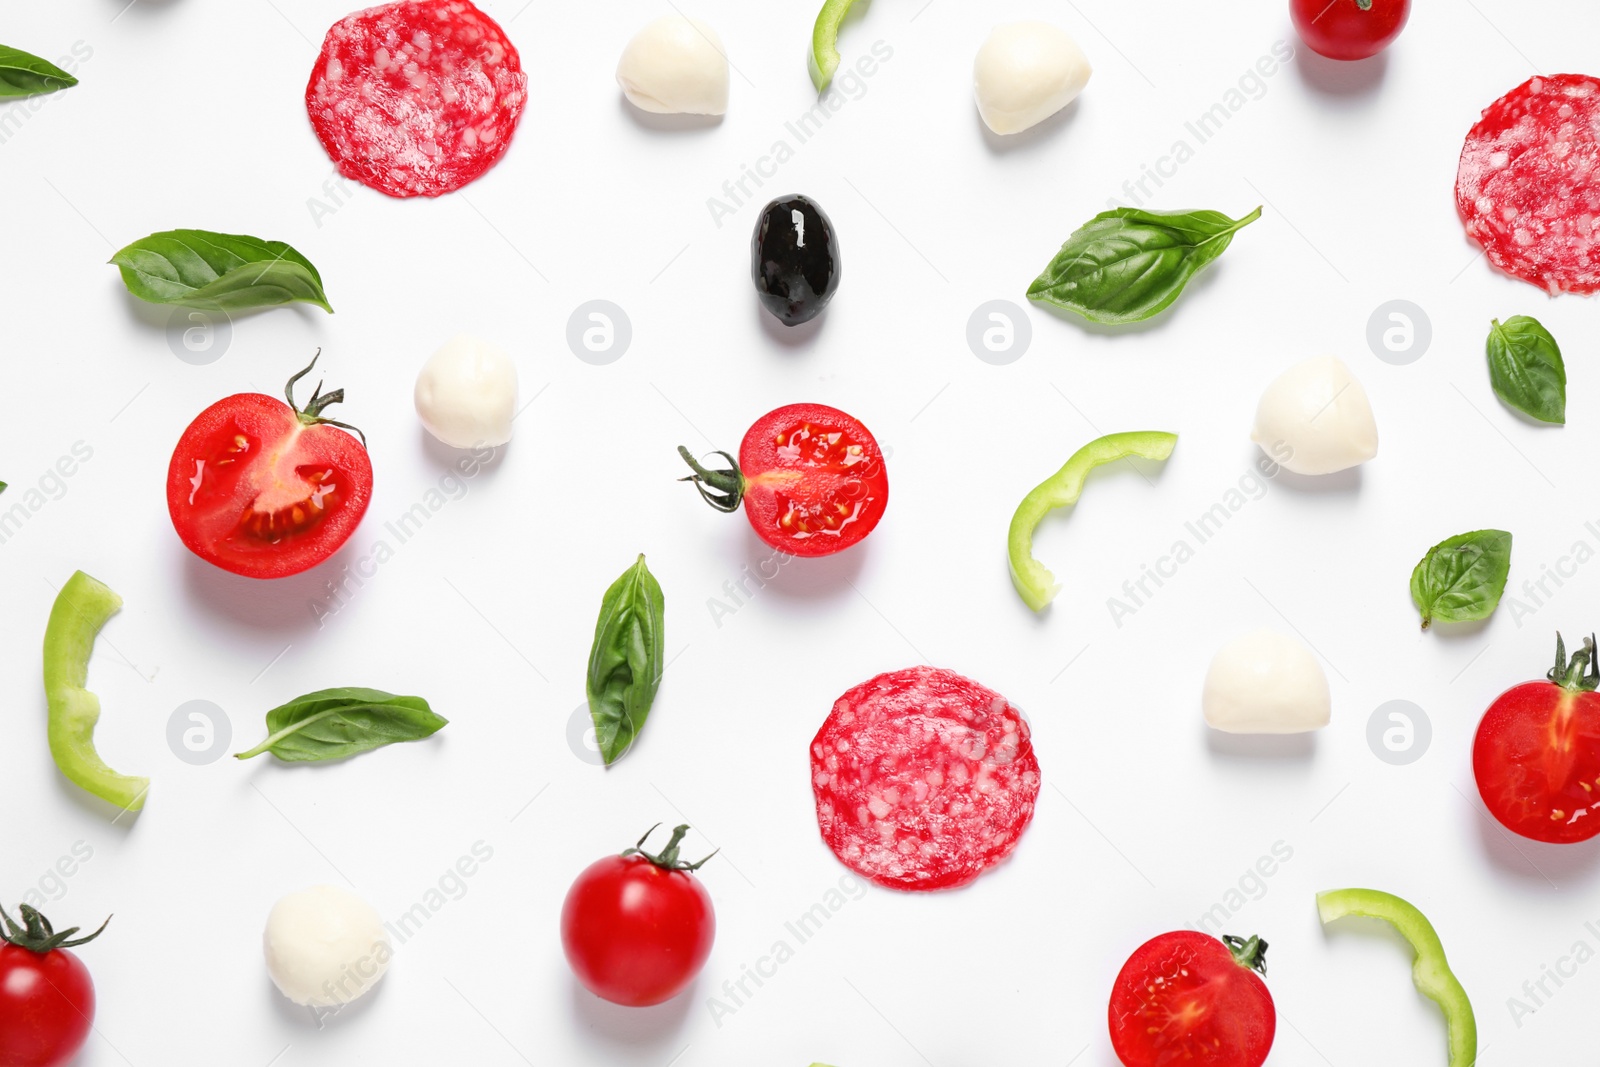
1474 633 1600 844
1108 930 1276 1067
166 353 372 579
0 906 107 1067
1290 0 1409 61
677 403 888 557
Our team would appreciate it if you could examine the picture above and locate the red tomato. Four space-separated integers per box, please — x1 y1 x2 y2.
677 403 888 557
1474 633 1600 844
1108 931 1276 1067
1290 0 1409 61
0 908 106 1067
167 353 372 579
560 825 716 1007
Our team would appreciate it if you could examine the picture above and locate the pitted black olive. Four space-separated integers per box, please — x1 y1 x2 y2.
751 195 840 327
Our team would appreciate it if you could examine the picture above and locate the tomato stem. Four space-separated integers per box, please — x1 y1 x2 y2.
1223 933 1269 975
0 904 110 955
623 823 718 872
677 446 744 513
1548 632 1599 692
286 350 368 449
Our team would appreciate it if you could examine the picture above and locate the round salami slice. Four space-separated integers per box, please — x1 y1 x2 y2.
306 0 527 198
1456 74 1600 294
810 666 1040 891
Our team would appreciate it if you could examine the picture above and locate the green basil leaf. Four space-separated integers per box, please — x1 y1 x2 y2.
1027 205 1261 324
1486 316 1565 424
1410 529 1512 630
0 46 77 98
109 229 333 313
586 554 665 766
234 687 446 762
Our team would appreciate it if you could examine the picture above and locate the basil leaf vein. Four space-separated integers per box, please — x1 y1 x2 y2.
1487 316 1565 424
1410 529 1513 630
109 229 333 313
235 687 446 761
586 555 665 766
0 45 77 98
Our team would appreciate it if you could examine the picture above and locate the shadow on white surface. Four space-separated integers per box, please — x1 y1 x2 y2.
1468 798 1600 887
617 95 724 133
1428 617 1491 642
267 974 387 1031
1259 452 1364 494
741 527 866 602
568 975 694 1046
417 426 511 473
1293 45 1390 99
754 296 830 349
1203 723 1318 762
975 96 1082 155
182 549 347 636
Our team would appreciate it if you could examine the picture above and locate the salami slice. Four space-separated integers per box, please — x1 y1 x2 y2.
1456 74 1600 295
810 666 1040 891
306 0 527 199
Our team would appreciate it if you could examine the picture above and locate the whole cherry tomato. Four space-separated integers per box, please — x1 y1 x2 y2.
0 906 109 1067
1290 0 1409 61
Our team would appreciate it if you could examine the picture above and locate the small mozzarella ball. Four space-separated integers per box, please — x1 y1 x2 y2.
263 885 391 1008
617 16 730 116
973 22 1092 135
1203 629 1331 734
414 334 518 449
1250 356 1378 475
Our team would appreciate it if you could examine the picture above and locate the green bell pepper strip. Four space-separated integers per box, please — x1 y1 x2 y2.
1006 431 1178 612
1317 888 1475 1067
43 571 148 811
808 0 861 91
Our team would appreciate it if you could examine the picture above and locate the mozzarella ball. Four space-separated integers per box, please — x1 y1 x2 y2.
617 16 730 116
973 22 1092 135
414 334 518 449
1250 356 1378 475
1203 629 1331 734
263 885 391 1008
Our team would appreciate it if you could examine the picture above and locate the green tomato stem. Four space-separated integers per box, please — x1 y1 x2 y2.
809 0 859 91
1006 431 1178 612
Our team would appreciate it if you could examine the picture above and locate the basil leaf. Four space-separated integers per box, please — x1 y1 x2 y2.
1027 205 1261 324
1410 530 1512 630
1486 316 1565 424
234 687 446 762
586 555 665 766
0 46 77 98
109 229 333 313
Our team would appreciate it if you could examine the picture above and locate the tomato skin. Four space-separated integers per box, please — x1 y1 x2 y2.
1474 681 1600 843
561 854 715 1007
1290 0 1409 61
737 403 888 558
166 392 372 579
0 944 95 1067
1108 931 1275 1067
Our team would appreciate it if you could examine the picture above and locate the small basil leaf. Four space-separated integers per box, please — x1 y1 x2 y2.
235 686 446 762
1410 529 1512 630
586 555 665 766
1487 316 1565 424
1027 205 1261 325
0 46 77 98
109 229 333 313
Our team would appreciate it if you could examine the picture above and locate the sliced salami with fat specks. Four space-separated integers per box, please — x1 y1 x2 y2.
811 666 1040 891
1457 73 1600 294
306 0 527 199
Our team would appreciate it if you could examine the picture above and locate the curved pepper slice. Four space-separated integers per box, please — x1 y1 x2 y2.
1006 430 1177 612
44 571 148 811
809 0 863 91
1317 888 1476 1067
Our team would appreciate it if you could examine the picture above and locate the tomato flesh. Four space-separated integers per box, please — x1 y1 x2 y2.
738 403 888 557
1290 0 1409 61
1474 681 1600 843
561 854 715 1007
1109 931 1275 1067
0 944 95 1067
167 392 372 579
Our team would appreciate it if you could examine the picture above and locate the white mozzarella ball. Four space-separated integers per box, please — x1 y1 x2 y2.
1250 356 1379 475
617 16 730 116
1203 629 1331 734
414 334 518 449
973 22 1092 135
263 885 391 1008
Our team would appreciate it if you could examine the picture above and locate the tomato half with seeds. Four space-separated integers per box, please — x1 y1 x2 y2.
677 403 888 557
167 354 372 579
1474 633 1600 844
1108 931 1276 1067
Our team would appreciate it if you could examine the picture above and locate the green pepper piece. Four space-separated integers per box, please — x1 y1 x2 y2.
43 571 148 812
1006 430 1178 612
1317 888 1476 1067
808 0 861 91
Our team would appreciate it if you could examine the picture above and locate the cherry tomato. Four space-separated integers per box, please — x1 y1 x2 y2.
1290 0 1409 61
1474 633 1600 844
1108 931 1276 1067
166 353 372 579
561 824 716 1007
0 907 107 1067
677 403 888 558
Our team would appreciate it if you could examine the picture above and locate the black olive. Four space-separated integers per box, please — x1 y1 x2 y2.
751 195 841 327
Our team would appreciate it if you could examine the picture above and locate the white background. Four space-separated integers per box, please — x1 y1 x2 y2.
4 0 1599 1064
